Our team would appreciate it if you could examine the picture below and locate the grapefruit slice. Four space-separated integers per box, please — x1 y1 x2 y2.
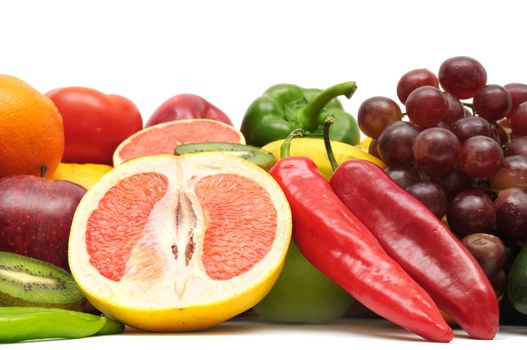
113 120 245 166
68 153 291 331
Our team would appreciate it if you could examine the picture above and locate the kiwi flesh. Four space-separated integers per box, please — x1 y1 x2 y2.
176 142 277 171
0 252 84 310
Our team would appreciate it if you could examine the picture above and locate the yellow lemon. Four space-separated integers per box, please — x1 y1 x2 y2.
263 138 385 179
359 137 373 151
52 163 112 189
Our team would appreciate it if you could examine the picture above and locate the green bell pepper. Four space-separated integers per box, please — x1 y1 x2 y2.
241 81 360 147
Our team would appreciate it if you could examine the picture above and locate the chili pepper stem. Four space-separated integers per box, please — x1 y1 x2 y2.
300 82 357 132
323 117 339 172
280 129 304 159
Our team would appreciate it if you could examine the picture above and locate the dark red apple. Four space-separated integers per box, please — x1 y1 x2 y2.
0 175 86 270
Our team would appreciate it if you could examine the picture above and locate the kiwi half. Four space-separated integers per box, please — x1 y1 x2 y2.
0 252 84 309
175 142 277 171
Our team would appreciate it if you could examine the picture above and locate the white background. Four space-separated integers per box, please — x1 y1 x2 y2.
2 0 527 129
1 0 527 349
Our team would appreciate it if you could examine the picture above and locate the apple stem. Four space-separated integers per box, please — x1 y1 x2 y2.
40 165 48 178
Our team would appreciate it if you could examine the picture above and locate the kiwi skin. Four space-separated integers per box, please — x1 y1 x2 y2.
175 142 277 171
0 252 84 310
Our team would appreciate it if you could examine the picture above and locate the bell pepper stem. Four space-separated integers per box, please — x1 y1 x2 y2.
280 129 304 159
323 117 339 172
301 81 357 132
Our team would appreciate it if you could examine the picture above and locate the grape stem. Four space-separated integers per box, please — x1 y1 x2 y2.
493 121 512 144
462 102 475 114
472 178 499 200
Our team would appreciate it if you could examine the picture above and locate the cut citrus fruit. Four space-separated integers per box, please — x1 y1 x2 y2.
113 120 245 166
68 153 291 331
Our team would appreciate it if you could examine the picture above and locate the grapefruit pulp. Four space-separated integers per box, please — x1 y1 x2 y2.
113 119 245 166
68 153 291 331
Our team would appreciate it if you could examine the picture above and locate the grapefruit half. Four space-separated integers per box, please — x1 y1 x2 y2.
68 153 291 331
113 120 245 166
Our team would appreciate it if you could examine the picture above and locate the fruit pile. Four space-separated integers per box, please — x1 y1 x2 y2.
358 56 527 323
0 59 526 343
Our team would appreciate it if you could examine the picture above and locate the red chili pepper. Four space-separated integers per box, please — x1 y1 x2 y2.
269 132 453 342
146 94 232 127
329 160 499 340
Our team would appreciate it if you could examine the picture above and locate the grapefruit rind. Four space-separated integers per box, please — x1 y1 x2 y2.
68 153 291 331
112 120 246 167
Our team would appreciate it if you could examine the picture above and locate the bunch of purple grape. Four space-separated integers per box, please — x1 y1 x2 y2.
358 56 527 303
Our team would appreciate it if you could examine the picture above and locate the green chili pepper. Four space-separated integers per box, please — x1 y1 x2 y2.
240 81 360 147
0 307 125 343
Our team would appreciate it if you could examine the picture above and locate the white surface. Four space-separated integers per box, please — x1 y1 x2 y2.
1 319 527 349
1 0 527 348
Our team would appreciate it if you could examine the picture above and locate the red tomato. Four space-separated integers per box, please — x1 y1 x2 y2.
47 87 142 165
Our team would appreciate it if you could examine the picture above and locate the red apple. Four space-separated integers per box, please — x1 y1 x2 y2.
0 175 86 270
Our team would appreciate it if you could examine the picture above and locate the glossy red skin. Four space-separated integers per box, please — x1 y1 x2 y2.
330 160 499 340
396 68 439 104
146 94 232 127
47 87 143 165
511 102 527 136
0 175 86 270
270 157 452 343
505 83 527 117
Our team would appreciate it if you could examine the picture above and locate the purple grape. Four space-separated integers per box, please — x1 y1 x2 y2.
489 155 527 190
368 139 381 159
439 56 487 99
461 233 506 277
495 188 527 241
377 121 420 165
511 102 527 136
430 168 471 200
385 165 422 189
358 97 402 139
397 69 439 104
406 86 448 127
447 189 496 237
505 83 527 117
444 92 465 128
458 136 504 178
412 127 460 174
406 181 448 218
506 136 527 158
473 84 512 122
452 116 492 143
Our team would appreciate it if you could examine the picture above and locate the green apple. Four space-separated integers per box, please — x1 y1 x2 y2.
253 241 354 323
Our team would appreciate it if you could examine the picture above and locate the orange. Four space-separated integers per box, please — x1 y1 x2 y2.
68 153 291 331
0 75 64 177
113 119 245 166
